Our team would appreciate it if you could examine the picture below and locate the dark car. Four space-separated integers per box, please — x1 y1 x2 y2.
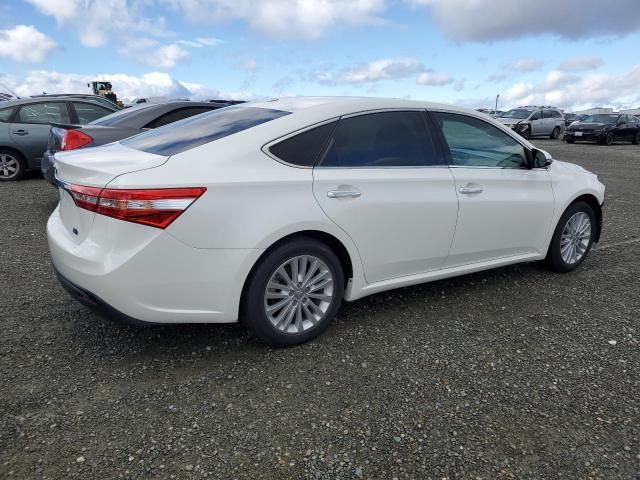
564 113 640 145
41 101 232 185
0 96 119 181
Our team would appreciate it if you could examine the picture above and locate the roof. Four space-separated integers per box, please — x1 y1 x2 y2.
0 95 116 108
244 96 480 118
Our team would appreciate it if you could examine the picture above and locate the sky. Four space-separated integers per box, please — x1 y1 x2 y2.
0 0 639 111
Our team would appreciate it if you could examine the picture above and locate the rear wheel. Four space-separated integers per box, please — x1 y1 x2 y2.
546 202 596 273
550 126 560 139
241 237 344 347
0 149 26 181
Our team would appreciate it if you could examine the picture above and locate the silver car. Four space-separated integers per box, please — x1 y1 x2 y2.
499 106 565 140
0 96 118 181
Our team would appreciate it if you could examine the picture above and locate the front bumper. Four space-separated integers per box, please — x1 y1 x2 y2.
564 131 606 142
47 205 263 324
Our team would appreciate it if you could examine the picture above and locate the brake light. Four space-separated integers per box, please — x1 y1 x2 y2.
60 130 93 151
69 185 206 229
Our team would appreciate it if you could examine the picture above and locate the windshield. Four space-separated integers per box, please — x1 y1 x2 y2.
582 114 619 123
122 106 290 156
501 109 533 119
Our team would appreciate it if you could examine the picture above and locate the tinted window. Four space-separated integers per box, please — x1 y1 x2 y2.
144 107 216 129
122 106 290 156
269 121 337 167
17 102 70 124
530 111 540 120
320 111 439 168
90 104 155 126
434 112 527 169
72 102 113 123
0 107 14 122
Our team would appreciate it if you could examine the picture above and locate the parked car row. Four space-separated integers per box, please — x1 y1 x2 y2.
564 113 640 145
0 95 235 181
497 106 565 140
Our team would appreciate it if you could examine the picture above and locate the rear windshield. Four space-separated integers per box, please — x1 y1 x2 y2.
90 104 155 126
121 106 290 156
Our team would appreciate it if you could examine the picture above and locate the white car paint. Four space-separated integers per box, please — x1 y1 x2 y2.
48 97 605 324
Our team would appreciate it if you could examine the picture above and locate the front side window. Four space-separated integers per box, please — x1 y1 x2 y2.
319 111 439 168
530 111 541 121
433 112 527 169
72 102 113 124
0 107 14 122
122 106 290 156
16 102 70 124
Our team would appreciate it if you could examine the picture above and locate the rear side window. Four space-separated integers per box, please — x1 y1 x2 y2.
0 107 14 122
16 102 70 124
122 106 290 156
144 107 217 129
551 110 562 118
319 111 439 168
72 102 114 123
269 121 337 167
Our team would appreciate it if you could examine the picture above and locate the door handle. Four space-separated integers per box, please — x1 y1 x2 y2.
459 186 483 194
13 130 29 136
327 190 361 199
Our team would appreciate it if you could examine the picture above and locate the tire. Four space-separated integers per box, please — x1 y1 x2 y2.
633 131 640 145
241 237 345 347
521 126 531 140
565 137 575 144
546 201 596 273
550 126 560 139
0 149 26 181
602 132 614 146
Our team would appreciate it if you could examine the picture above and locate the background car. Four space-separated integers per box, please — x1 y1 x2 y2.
564 113 640 145
48 97 604 347
42 101 232 184
498 106 565 139
0 96 118 181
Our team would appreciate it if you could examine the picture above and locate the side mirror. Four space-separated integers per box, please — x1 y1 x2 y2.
528 148 552 169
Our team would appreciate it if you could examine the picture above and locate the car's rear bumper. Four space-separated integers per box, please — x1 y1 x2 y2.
47 206 263 324
41 152 57 185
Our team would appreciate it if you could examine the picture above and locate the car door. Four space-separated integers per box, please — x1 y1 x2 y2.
10 102 71 167
529 110 543 136
430 111 555 267
312 110 459 283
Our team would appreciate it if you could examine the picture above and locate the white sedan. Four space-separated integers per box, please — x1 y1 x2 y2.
48 97 605 346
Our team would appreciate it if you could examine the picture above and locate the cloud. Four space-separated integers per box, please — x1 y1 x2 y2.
0 25 56 63
147 44 190 68
4 70 251 102
499 65 640 110
166 0 387 40
409 0 640 41
342 58 425 83
26 0 79 22
177 37 222 48
416 72 454 86
557 56 603 72
505 58 544 72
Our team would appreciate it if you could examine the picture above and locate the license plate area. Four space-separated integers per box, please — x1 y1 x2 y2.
575 131 583 136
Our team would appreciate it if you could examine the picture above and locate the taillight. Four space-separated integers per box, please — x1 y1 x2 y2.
60 130 93 151
69 185 206 229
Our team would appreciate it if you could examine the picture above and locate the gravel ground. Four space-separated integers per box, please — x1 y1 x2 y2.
1 139 639 479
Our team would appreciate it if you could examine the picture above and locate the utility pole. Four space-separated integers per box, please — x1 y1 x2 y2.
495 94 500 112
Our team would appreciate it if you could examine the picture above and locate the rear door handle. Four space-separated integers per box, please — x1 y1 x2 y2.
13 130 29 136
327 190 361 199
459 186 483 194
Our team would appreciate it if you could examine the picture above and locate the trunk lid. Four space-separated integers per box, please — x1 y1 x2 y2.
54 142 168 243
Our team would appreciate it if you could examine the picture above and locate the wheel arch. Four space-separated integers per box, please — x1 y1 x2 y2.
239 230 355 315
570 194 603 242
0 145 26 161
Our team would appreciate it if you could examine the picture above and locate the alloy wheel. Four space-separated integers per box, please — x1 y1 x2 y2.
0 153 19 179
264 255 335 334
560 212 592 265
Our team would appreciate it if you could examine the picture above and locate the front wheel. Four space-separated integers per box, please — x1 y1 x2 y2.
565 137 575 144
241 237 345 347
546 202 596 273
633 131 640 145
601 132 614 146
